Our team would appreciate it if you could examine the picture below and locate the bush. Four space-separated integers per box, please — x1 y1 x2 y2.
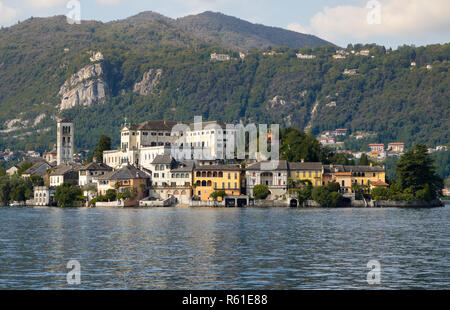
210 190 226 201
371 187 390 200
311 186 342 207
105 189 117 201
326 182 340 193
253 184 270 200
55 183 83 207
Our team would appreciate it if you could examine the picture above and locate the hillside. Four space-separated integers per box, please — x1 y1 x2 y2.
0 12 448 155
175 11 333 51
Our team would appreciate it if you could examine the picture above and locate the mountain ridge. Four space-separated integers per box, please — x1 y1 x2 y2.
0 11 448 154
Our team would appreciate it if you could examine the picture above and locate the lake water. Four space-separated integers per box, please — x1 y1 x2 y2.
0 205 449 290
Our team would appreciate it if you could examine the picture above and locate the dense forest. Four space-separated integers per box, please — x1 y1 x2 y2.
0 13 448 157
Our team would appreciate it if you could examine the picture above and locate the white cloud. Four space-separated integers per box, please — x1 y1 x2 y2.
286 23 310 35
287 0 450 45
96 0 122 5
25 0 67 8
0 1 18 23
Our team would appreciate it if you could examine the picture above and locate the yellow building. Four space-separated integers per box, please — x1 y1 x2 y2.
323 164 386 193
193 164 243 201
288 162 323 187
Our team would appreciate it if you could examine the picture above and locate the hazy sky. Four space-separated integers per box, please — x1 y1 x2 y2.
1 0 449 48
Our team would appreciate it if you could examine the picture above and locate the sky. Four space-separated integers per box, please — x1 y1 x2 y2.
0 0 449 48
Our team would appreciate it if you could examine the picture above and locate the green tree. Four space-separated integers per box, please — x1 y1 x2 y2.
297 184 312 205
371 187 390 200
55 183 83 207
210 190 227 201
93 135 112 163
253 184 270 200
326 182 341 193
17 162 33 176
359 154 370 166
105 189 117 201
117 187 138 201
396 144 443 199
280 128 325 162
311 186 342 207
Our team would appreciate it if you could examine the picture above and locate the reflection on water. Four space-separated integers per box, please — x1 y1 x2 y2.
0 206 449 289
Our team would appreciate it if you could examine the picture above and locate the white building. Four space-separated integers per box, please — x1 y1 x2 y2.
103 120 238 169
246 161 289 199
147 155 177 187
33 186 55 206
296 53 316 59
211 53 230 62
50 165 79 187
57 119 74 166
78 162 112 187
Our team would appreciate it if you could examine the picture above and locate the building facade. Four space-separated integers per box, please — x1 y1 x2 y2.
246 161 289 199
193 164 243 201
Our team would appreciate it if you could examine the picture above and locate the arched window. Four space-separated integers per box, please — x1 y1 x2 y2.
218 172 223 178
213 172 218 178
196 172 201 177
207 172 212 177
202 181 207 187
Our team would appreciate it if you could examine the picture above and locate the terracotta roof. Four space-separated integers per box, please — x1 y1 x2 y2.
371 180 389 187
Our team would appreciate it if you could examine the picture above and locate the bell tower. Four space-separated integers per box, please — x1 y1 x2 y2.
57 119 74 166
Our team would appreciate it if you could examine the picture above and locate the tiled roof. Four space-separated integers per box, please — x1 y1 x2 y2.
171 162 195 172
99 165 150 181
50 164 81 176
23 162 50 175
151 155 175 165
188 121 227 130
323 165 385 173
137 120 184 131
246 160 288 171
194 164 242 171
79 162 112 171
288 162 323 170
371 180 389 187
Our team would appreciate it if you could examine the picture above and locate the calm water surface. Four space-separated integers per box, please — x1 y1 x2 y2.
0 205 449 289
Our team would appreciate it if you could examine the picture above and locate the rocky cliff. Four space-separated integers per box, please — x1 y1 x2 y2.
58 63 107 110
133 69 162 96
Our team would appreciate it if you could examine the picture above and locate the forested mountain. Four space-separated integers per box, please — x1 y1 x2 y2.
0 12 448 154
175 11 332 51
